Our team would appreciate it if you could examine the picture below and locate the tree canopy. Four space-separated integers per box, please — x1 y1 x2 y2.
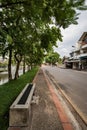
45 51 60 65
0 0 87 80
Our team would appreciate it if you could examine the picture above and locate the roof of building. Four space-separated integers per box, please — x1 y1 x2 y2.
78 32 87 41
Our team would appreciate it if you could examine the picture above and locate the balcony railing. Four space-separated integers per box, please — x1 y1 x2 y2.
81 44 87 49
79 53 87 57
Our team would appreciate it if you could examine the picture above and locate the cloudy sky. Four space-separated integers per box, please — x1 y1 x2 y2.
54 2 87 58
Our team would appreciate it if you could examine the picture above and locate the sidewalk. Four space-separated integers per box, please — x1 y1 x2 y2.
8 68 74 130
30 68 73 130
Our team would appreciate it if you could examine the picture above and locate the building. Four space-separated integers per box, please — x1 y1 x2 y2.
65 32 87 70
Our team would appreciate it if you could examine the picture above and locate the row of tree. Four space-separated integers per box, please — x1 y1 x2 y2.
45 51 61 65
0 0 87 80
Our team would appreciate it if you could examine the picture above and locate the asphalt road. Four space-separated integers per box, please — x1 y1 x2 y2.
43 65 87 120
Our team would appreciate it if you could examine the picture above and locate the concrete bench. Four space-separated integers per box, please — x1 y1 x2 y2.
9 83 35 127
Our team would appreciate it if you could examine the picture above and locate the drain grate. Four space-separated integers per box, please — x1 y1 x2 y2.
18 84 33 104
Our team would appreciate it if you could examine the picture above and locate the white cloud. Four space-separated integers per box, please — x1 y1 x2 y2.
61 48 68 53
54 7 87 58
57 42 63 48
54 47 69 58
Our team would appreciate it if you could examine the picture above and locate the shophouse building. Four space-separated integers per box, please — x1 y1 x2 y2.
65 32 87 70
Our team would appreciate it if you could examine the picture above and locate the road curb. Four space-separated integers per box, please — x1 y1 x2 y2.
57 84 87 129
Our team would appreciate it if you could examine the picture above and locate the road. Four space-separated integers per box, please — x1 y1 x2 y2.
43 65 87 121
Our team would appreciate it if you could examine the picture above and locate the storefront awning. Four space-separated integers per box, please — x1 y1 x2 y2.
80 56 87 60
65 60 80 63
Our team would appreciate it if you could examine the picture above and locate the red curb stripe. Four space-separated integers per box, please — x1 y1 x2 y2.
63 123 74 130
43 70 74 130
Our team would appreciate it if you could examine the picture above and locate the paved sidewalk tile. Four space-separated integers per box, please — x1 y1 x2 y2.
30 69 63 130
8 68 74 130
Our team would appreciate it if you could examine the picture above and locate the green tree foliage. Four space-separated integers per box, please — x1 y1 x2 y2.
0 0 87 80
41 26 62 51
45 51 60 65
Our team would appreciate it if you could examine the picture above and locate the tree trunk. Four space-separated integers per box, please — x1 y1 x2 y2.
14 53 22 80
14 61 20 79
8 49 12 81
23 55 25 74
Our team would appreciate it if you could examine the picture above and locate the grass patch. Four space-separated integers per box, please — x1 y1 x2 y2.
0 67 39 130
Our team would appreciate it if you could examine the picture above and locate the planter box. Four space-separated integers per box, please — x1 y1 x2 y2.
9 83 35 127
